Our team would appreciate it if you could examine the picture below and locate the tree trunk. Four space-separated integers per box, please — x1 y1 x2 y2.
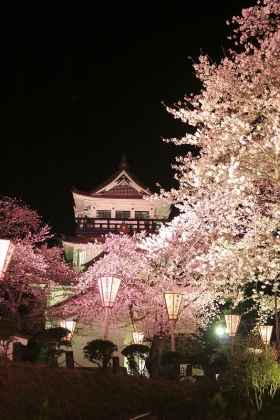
145 334 165 379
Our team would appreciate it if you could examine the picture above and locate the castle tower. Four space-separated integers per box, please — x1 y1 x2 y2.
62 156 171 269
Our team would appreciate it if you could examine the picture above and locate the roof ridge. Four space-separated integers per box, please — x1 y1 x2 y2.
73 157 154 196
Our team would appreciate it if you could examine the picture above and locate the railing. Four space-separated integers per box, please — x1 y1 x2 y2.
75 217 169 235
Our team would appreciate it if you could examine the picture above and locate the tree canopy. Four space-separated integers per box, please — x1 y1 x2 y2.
0 196 76 336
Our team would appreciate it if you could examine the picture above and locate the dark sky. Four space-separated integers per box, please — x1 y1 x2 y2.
1 0 256 236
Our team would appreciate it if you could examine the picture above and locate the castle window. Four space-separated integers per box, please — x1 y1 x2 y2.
96 210 111 219
115 210 130 219
135 211 149 219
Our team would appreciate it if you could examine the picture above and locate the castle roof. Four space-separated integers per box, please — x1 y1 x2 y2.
72 155 153 199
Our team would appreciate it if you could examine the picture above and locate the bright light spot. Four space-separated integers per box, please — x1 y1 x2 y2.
216 326 225 336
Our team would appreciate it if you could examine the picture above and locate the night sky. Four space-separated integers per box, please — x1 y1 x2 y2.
1 0 256 237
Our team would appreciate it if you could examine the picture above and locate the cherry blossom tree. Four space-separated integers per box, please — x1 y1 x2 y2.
145 189 280 312
0 196 77 336
162 0 280 201
67 198 278 374
63 232 162 376
63 232 151 328
151 0 280 331
0 195 51 243
64 231 221 378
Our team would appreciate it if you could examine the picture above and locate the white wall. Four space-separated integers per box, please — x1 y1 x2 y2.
57 323 127 369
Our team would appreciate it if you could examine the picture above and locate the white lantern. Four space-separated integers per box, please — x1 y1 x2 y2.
164 293 182 320
225 314 241 356
59 320 76 342
259 325 273 346
0 240 14 280
225 315 241 337
98 276 121 308
132 331 144 345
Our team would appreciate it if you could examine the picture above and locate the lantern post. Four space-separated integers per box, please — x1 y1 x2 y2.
225 314 241 355
98 276 121 340
164 293 182 352
0 240 15 280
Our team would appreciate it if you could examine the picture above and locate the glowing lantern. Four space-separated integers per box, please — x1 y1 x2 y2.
98 276 121 308
164 293 182 320
132 331 144 345
258 325 273 346
225 314 241 355
0 240 14 280
225 314 241 337
59 320 76 342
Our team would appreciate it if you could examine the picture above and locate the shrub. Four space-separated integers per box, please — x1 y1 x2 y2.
214 335 280 412
35 327 71 366
121 344 150 376
161 351 182 380
83 339 118 371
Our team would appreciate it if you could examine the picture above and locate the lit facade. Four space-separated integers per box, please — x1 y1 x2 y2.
62 155 171 270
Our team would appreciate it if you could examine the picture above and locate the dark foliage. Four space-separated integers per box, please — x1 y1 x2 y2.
35 327 70 366
83 339 118 371
161 351 182 380
121 344 150 376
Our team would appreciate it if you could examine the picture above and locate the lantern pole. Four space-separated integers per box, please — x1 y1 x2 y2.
230 336 234 356
274 288 280 350
104 307 110 340
98 276 121 341
170 319 175 351
164 293 182 352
